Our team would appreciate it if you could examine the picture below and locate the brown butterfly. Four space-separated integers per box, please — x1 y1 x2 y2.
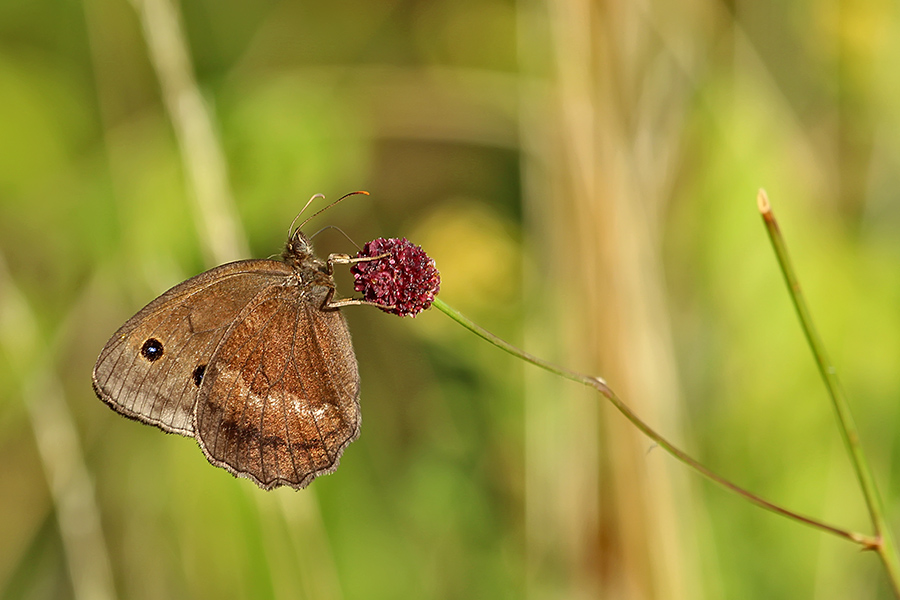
92 197 373 490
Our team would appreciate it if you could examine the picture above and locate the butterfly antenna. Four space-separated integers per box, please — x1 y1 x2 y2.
310 225 363 251
288 193 326 237
296 190 370 232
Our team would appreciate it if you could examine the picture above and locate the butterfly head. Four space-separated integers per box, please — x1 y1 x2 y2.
282 229 321 269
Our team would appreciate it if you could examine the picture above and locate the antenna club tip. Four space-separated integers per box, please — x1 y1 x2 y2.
294 190 371 232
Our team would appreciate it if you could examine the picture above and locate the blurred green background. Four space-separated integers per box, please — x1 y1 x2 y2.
2 0 900 598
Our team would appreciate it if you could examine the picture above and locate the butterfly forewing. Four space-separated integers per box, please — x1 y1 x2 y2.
195 284 361 490
92 260 293 435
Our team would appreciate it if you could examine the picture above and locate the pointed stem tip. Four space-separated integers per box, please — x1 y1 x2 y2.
757 188 771 214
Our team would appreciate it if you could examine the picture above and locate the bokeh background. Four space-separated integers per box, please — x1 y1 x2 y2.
2 0 900 598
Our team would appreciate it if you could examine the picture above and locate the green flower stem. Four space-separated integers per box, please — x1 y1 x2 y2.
757 189 900 594
432 297 875 548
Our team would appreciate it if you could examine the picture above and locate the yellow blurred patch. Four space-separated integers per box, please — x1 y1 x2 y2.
410 199 520 314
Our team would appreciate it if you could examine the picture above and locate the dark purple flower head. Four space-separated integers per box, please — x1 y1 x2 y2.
352 237 440 317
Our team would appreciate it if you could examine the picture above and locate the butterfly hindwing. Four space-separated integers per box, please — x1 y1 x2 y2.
195 283 361 490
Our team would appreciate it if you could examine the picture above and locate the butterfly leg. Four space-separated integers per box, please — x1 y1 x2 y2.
320 253 392 311
325 252 390 274
320 284 385 311
324 298 387 309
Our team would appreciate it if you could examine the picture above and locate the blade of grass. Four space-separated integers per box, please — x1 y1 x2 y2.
129 0 248 264
757 189 900 595
0 254 117 600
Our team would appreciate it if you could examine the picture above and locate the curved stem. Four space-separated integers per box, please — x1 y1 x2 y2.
757 189 900 595
432 297 876 548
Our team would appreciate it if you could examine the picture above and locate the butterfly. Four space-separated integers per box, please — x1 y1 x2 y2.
93 199 369 490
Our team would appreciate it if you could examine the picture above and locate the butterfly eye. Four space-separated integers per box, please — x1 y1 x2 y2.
192 364 206 387
140 338 164 362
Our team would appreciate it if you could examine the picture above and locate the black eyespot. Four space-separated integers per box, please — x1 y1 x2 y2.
140 338 164 362
192 364 206 387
